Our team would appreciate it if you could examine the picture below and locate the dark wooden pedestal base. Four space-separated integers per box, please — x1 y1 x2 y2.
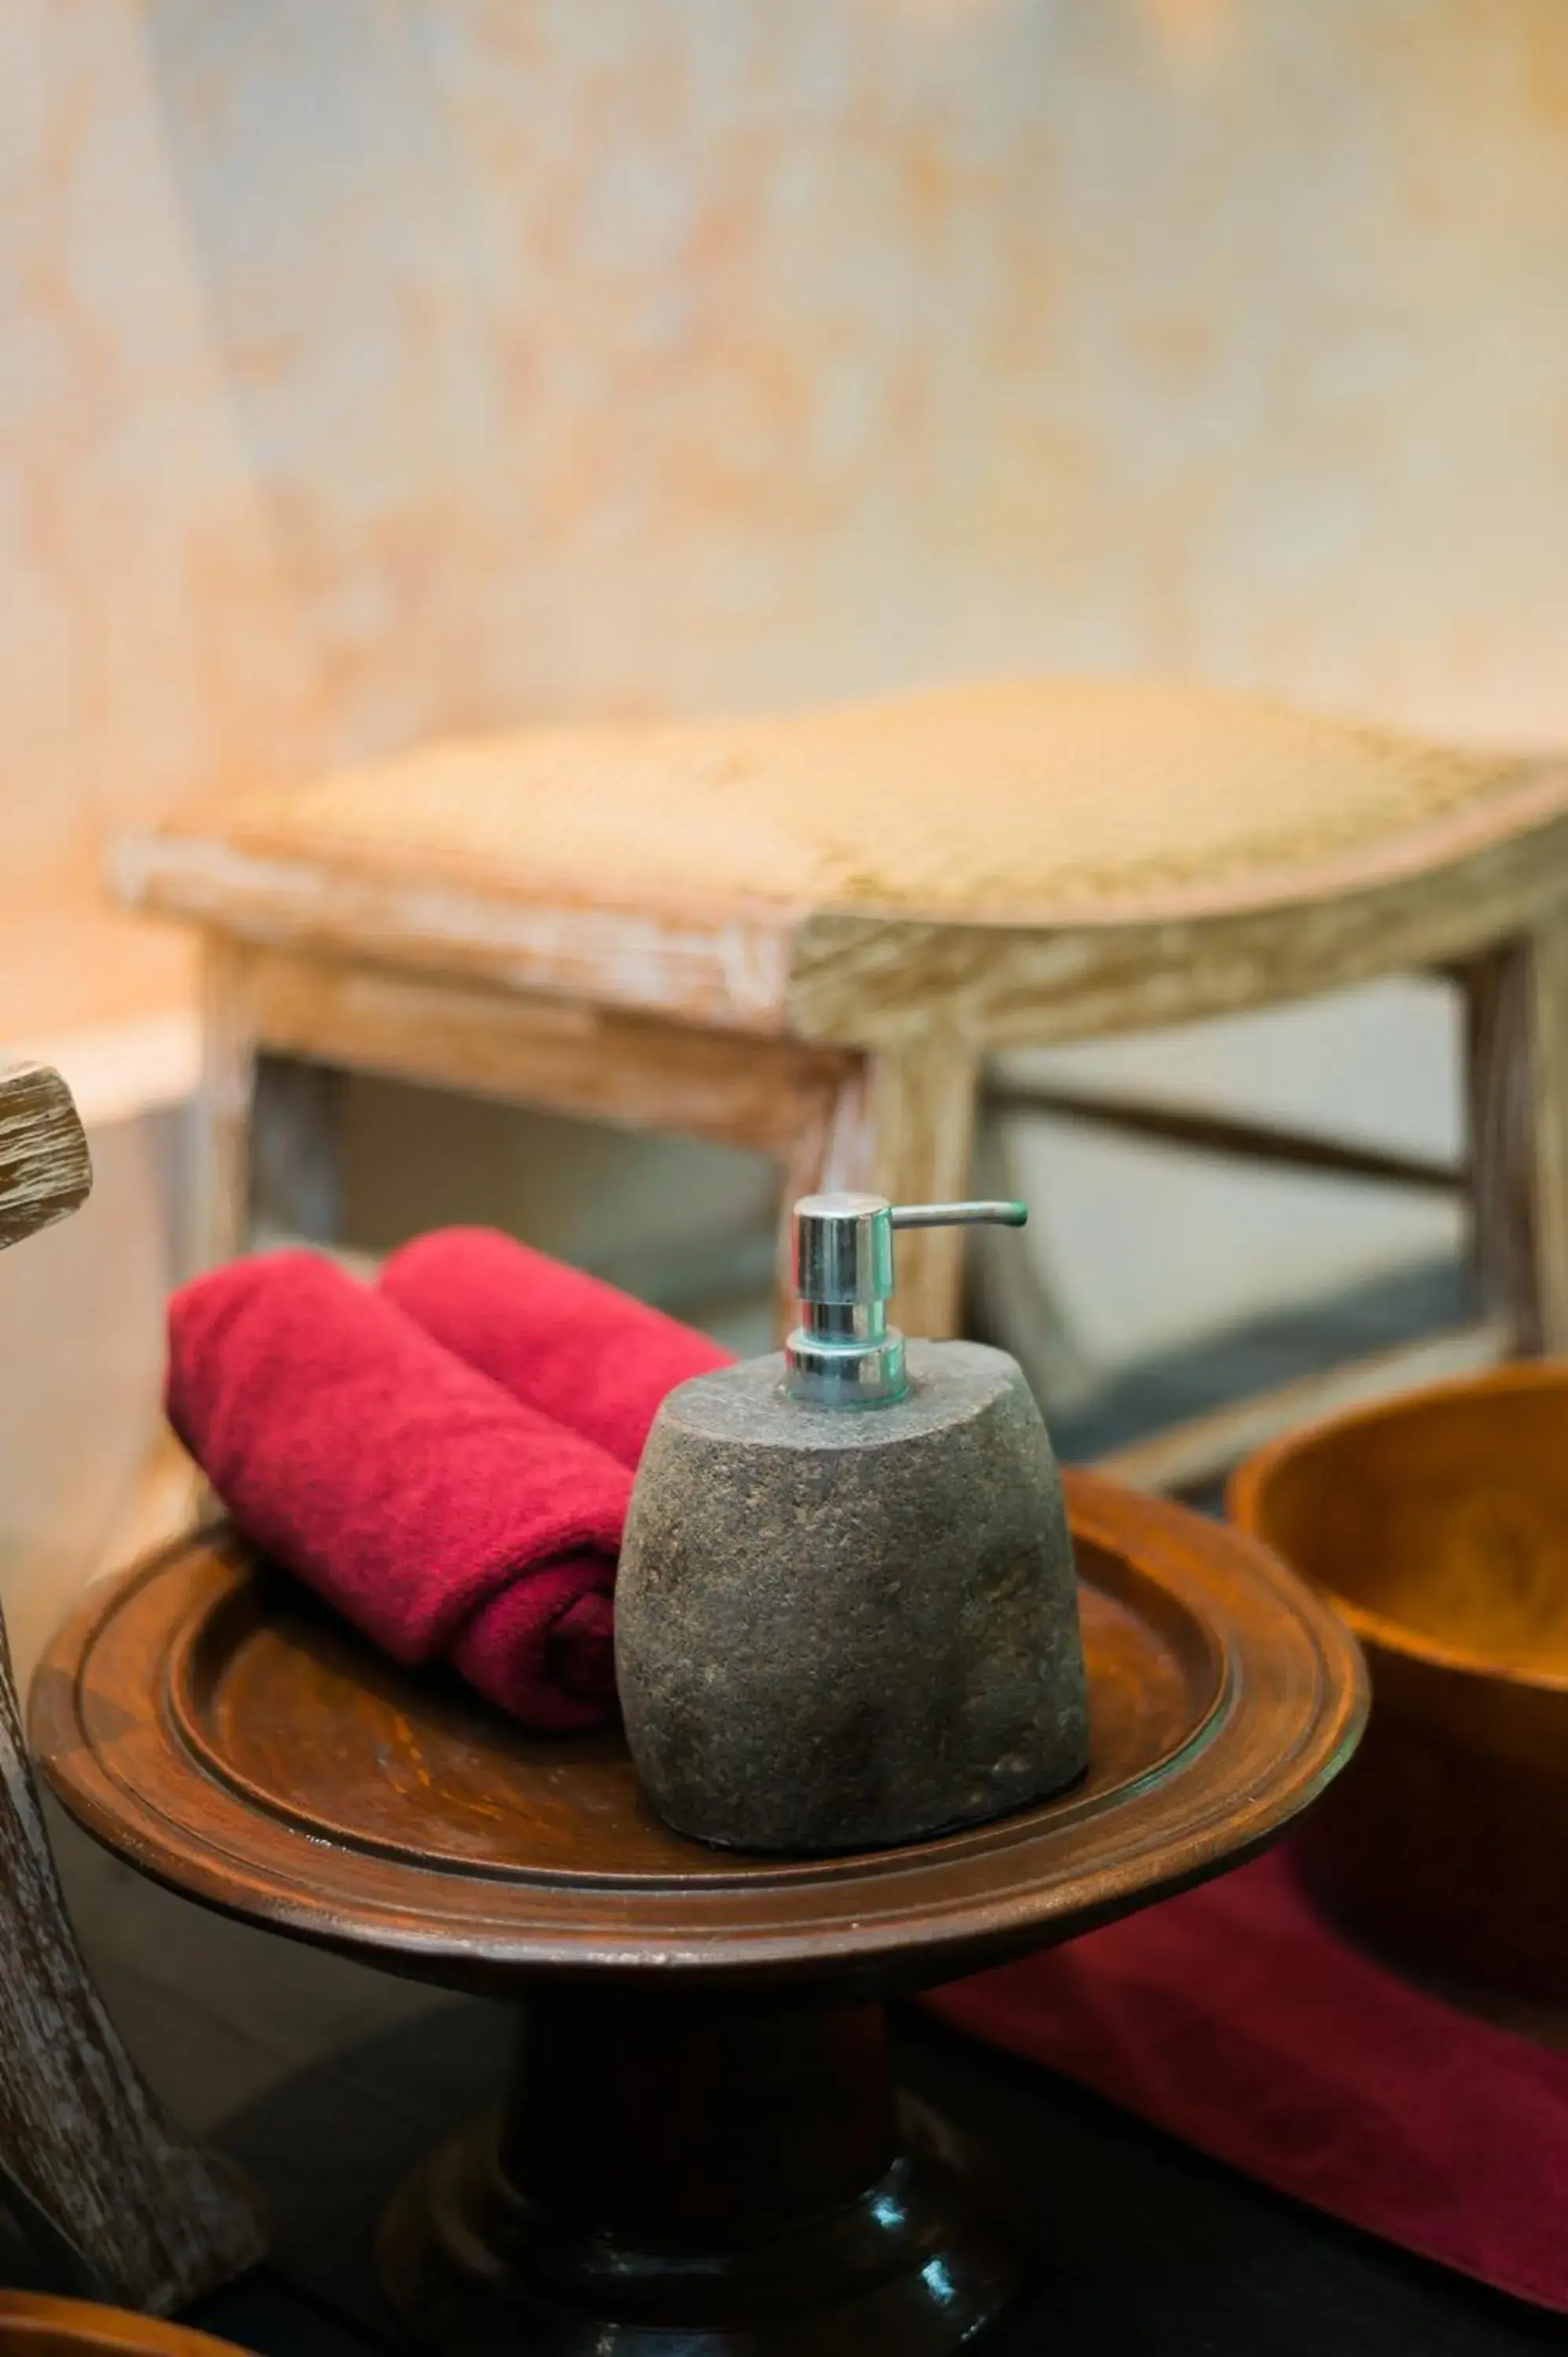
377 1988 1022 2355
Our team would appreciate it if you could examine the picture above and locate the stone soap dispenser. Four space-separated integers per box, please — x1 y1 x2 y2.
616 1192 1089 1853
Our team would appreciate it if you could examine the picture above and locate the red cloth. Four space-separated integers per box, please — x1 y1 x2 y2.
925 1844 1568 2313
166 1251 630 1730
379 1226 732 1467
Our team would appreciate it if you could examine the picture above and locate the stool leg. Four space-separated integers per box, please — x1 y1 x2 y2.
1464 914 1568 1352
193 939 257 1270
967 1105 1095 1409
869 1040 980 1340
195 940 345 1266
775 1041 979 1343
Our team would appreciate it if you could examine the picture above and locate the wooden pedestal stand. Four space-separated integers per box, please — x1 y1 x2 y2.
34 1472 1363 2355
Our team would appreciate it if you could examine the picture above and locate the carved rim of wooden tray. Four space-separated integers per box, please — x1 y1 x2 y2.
32 1470 1365 1989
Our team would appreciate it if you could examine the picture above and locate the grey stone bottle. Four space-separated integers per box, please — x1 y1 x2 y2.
616 1192 1089 1854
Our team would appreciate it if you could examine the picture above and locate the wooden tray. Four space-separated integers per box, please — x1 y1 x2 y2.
35 1470 1364 2355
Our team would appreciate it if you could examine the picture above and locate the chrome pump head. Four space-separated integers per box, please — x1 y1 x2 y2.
785 1192 1027 1406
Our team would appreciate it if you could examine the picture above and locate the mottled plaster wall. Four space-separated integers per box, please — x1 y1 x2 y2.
5 1 1568 1662
9 0 1568 901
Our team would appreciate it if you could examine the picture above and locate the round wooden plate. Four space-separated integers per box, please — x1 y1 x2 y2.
34 1470 1362 1989
32 1469 1365 2356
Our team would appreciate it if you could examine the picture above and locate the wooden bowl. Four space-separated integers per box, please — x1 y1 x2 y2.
1230 1359 1568 2000
0 2294 244 2356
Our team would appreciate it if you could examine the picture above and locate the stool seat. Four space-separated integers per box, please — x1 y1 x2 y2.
134 678 1555 929
109 675 1568 1476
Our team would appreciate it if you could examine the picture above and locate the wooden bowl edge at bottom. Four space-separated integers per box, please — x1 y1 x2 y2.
0 2293 246 2356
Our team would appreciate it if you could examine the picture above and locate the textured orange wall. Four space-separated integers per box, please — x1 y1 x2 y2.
5 0 1566 1666
7 0 1568 899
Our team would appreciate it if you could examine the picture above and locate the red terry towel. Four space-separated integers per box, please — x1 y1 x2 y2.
925 1844 1568 2314
166 1251 630 1730
379 1226 733 1467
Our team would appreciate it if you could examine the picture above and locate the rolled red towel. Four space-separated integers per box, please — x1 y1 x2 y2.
379 1226 734 1468
166 1250 629 1730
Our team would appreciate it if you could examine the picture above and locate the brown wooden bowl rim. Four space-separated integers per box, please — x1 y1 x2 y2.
1229 1355 1568 1695
0 2291 245 2355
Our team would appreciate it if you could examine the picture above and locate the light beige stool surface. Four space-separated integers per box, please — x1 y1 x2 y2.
180 676 1546 924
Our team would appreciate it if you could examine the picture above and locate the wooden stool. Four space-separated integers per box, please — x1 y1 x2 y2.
111 677 1568 1483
